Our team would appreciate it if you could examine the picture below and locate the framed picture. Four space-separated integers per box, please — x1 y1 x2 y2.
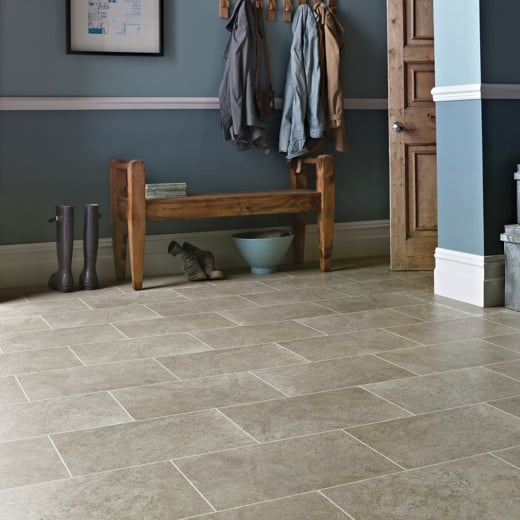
67 0 163 56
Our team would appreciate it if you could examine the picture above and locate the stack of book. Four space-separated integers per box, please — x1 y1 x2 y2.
145 182 187 199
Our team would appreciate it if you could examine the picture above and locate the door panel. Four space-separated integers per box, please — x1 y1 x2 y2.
388 0 437 270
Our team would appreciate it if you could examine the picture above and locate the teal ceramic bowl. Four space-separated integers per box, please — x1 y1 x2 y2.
232 230 294 274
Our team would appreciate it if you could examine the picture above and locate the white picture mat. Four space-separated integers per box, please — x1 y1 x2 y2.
69 0 161 54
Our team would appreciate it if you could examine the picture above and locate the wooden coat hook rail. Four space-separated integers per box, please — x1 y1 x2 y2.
219 0 337 21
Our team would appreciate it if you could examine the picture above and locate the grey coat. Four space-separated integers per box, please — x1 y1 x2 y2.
218 0 268 151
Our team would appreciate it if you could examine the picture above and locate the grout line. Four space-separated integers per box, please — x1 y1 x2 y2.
272 342 313 363
342 430 407 471
359 386 416 416
39 315 54 330
317 490 357 519
368 352 420 376
480 365 520 383
489 451 520 471
109 322 129 339
248 371 291 397
185 331 216 350
482 401 520 421
47 434 74 478
169 460 217 513
107 390 136 422
151 357 181 380
177 490 321 520
67 346 86 366
77 297 95 311
214 408 261 444
13 374 31 402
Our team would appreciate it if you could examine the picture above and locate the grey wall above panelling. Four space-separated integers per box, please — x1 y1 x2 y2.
0 0 388 99
0 0 390 247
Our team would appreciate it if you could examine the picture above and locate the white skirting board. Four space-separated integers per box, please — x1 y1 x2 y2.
434 247 505 307
0 220 390 289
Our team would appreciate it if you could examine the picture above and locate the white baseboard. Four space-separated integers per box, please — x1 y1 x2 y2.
434 247 505 307
0 220 390 289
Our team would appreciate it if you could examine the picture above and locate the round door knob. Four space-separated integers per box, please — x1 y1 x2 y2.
392 121 405 133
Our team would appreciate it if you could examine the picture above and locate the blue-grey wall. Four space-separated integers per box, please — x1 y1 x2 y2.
0 0 389 244
434 0 520 257
433 0 481 87
0 0 389 245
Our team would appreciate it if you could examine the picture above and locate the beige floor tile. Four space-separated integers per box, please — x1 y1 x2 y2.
176 430 400 510
393 303 472 322
42 305 160 329
173 282 274 299
0 299 90 318
0 324 124 353
0 462 212 520
51 409 254 476
299 309 422 335
78 288 185 309
197 492 348 519
483 333 520 351
323 454 520 520
0 437 68 490
0 347 83 376
0 392 133 443
484 311 520 330
220 387 411 442
192 321 323 349
334 279 429 296
376 339 520 375
0 376 27 406
385 317 518 345
114 313 236 338
148 295 259 317
363 366 520 414
485 359 520 380
18 358 176 400
316 293 421 314
240 287 344 306
493 447 520 468
71 333 210 365
218 302 337 326
260 273 356 291
0 315 50 335
489 395 520 418
254 355 414 396
347 404 520 469
112 372 284 419
157 343 307 380
280 330 420 361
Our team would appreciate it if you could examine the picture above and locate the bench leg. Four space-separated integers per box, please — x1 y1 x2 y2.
316 155 335 272
109 159 129 281
289 160 308 265
127 161 147 290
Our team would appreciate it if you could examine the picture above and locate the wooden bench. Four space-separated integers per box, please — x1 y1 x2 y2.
109 155 335 290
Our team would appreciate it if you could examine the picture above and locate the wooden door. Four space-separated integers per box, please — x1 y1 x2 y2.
387 0 437 270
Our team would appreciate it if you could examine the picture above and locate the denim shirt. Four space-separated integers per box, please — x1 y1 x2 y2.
279 5 324 159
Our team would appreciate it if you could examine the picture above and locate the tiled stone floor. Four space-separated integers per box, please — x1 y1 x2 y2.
1 257 520 518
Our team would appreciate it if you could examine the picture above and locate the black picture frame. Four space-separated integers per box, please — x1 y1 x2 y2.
67 0 163 56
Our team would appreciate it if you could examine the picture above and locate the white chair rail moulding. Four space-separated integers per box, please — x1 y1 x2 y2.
432 83 520 102
0 97 388 111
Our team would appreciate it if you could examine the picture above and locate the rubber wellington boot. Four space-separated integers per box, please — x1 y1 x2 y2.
79 204 100 290
167 240 207 281
48 205 75 292
182 242 224 280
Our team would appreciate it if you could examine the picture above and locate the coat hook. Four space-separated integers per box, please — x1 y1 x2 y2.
283 0 293 22
267 0 277 21
219 0 229 19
